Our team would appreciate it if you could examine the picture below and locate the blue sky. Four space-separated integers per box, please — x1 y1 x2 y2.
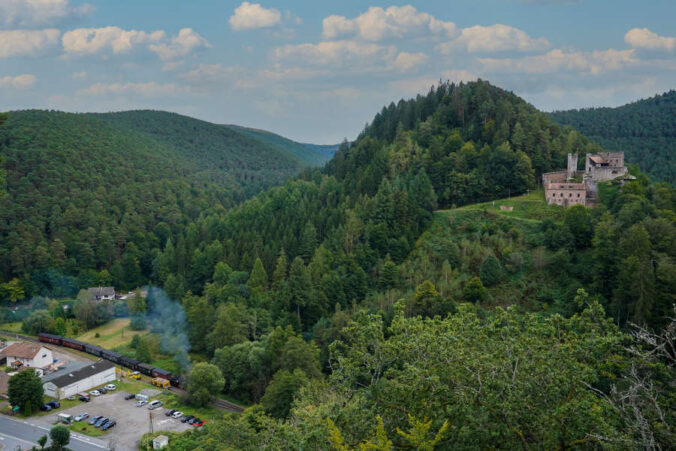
1 0 674 143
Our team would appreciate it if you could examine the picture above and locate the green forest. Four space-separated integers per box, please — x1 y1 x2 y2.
1 81 674 449
0 110 329 297
549 90 676 183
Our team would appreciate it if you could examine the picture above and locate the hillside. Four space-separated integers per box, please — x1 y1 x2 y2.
228 124 338 167
4 81 675 449
0 110 308 293
549 90 676 183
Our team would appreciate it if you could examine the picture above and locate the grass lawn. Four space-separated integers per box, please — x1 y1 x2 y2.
76 318 145 349
69 421 107 437
0 322 25 333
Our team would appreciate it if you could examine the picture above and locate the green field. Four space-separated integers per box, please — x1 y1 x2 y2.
0 322 25 334
76 318 145 349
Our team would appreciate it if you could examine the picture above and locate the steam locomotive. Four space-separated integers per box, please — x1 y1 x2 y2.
38 333 184 388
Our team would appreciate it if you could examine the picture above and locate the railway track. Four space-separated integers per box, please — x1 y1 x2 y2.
1 330 245 413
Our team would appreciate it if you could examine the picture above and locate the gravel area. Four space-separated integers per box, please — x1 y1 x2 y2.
35 387 193 451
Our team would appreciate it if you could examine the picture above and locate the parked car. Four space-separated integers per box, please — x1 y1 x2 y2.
79 395 90 402
98 387 108 394
40 404 52 411
89 415 102 425
148 400 163 410
90 390 101 397
74 412 89 422
165 409 176 417
130 371 141 379
124 393 136 400
66 395 76 401
192 419 205 427
94 417 109 428
46 401 60 409
101 420 116 431
136 399 148 407
171 411 183 419
181 415 194 423
104 384 116 391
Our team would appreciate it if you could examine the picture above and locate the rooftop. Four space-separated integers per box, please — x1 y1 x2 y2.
43 360 115 388
0 342 48 360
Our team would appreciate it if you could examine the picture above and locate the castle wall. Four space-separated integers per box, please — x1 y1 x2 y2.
589 165 627 182
545 182 586 206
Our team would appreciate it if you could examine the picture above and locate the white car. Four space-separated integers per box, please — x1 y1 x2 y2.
74 412 89 422
136 399 148 407
171 411 183 419
104 384 116 391
90 390 101 397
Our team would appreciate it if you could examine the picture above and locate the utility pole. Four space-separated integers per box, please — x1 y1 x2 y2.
147 410 154 450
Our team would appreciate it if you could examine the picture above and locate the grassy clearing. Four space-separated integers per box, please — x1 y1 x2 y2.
0 322 25 333
449 190 565 222
76 318 145 349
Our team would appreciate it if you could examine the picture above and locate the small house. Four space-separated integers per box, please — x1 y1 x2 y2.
0 342 53 370
87 286 116 301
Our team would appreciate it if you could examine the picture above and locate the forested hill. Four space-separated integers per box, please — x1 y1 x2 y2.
153 80 608 312
228 124 339 167
549 90 676 183
0 109 312 292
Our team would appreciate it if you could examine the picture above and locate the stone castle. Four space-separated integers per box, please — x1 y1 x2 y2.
542 152 630 207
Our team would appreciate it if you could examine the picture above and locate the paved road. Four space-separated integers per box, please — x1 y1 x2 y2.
0 416 109 451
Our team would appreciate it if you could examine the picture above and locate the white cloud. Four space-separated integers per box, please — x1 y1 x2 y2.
273 40 397 67
0 74 37 89
439 24 549 53
0 0 93 27
0 29 60 58
148 28 210 60
625 28 675 52
392 52 428 72
71 71 87 79
479 48 637 75
229 2 281 31
62 26 165 56
322 5 456 41
77 81 187 97
162 61 185 72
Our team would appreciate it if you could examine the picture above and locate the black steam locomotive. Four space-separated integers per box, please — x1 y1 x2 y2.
38 333 184 388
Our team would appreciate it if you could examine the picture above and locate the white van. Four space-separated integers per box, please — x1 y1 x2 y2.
58 413 73 424
148 400 163 410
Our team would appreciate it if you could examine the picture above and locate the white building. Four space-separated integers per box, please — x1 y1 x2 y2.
43 360 115 399
0 342 53 370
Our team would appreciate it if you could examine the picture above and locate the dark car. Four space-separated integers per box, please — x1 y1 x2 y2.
46 401 60 409
101 420 116 431
165 409 176 417
98 387 107 394
124 393 136 400
94 417 109 428
88 415 102 425
40 404 52 411
180 415 194 423
79 395 90 402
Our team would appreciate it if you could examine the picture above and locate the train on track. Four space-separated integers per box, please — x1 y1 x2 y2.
38 333 184 388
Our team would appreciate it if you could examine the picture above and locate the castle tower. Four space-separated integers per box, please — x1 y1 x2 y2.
567 153 578 179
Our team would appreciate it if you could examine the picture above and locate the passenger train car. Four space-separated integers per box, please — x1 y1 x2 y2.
38 333 184 388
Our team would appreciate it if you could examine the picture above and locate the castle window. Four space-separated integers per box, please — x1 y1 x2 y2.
569 193 572 197
577 194 580 197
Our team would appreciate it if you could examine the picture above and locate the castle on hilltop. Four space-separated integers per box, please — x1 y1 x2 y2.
542 152 631 207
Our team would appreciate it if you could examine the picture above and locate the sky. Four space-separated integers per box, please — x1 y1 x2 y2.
0 0 674 143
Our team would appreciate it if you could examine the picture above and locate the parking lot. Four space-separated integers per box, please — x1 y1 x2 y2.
36 386 194 451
